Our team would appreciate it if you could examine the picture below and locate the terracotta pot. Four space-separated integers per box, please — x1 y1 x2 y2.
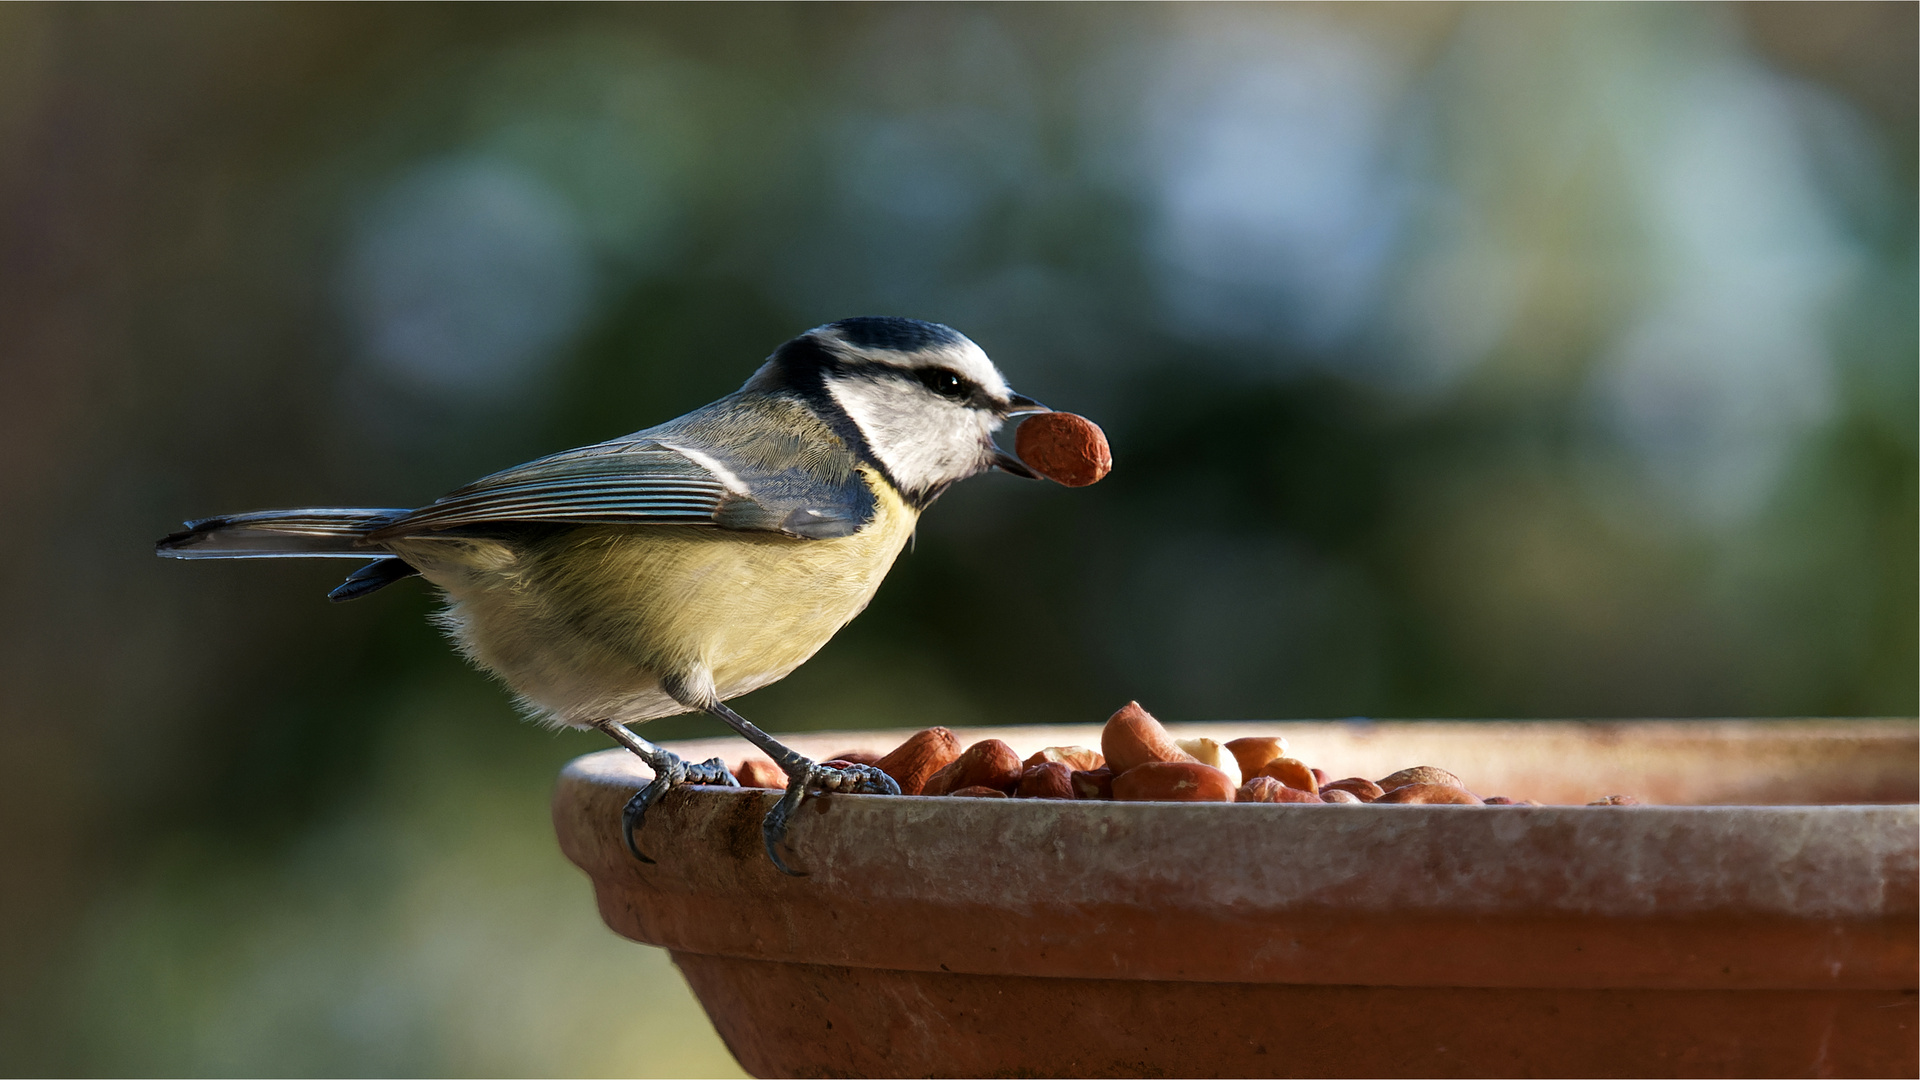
552 720 1919 1078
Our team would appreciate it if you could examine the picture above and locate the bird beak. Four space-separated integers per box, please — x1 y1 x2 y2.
992 448 1039 479
991 392 1049 478
1002 392 1051 417
990 386 1052 474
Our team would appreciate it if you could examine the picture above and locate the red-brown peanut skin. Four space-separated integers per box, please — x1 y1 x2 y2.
1113 761 1235 803
1320 788 1364 803
734 759 786 789
1236 776 1283 802
949 786 1009 798
1323 777 1386 802
923 739 1023 797
1223 737 1287 781
827 750 883 767
1254 757 1320 795
1377 765 1465 792
1013 412 1112 488
873 728 963 796
1268 785 1321 804
1101 702 1197 775
1070 767 1114 801
1235 776 1321 803
1588 794 1641 806
1376 783 1484 805
1023 746 1104 772
1015 762 1075 800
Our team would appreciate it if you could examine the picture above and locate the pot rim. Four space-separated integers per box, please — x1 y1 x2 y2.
554 720 1917 991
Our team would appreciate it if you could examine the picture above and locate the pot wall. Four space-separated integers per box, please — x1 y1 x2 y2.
676 954 1915 1079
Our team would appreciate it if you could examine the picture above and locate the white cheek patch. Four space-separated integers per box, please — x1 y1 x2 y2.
828 376 994 496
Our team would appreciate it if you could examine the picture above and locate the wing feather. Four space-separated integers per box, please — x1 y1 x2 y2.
368 401 877 541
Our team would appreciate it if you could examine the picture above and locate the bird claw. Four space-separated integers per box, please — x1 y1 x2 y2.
623 753 738 862
811 761 900 796
761 760 900 876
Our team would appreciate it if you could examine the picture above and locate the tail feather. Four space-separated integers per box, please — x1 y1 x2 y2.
328 558 422 602
156 508 409 559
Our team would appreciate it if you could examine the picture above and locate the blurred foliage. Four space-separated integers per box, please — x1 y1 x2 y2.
0 3 1912 1075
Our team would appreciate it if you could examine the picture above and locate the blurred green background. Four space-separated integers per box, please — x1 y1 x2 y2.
0 3 1912 1075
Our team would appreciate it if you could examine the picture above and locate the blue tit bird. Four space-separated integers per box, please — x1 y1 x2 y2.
157 316 1052 874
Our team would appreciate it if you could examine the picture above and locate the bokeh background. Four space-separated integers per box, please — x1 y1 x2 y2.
1 3 1912 1075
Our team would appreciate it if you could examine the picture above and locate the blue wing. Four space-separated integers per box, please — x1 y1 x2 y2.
369 393 877 541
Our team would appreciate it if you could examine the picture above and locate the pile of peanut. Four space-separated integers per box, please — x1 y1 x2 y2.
732 702 1639 806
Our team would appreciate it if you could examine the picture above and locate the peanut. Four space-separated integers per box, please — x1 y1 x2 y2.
1322 777 1385 802
1070 767 1114 800
874 727 963 796
923 738 1023 797
1319 788 1363 804
1377 765 1464 792
733 758 786 789
1375 783 1484 805
1023 745 1104 772
949 786 1008 798
1112 761 1235 802
1254 757 1319 795
1588 794 1640 806
1174 737 1242 787
1015 762 1075 800
1224 736 1288 780
1101 701 1197 774
1013 411 1112 487
1236 776 1320 803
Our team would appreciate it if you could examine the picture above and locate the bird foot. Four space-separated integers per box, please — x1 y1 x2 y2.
762 761 900 876
622 751 738 863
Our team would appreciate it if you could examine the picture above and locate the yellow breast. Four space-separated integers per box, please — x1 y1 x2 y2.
392 468 920 726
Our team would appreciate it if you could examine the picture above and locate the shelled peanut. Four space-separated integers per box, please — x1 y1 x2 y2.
731 702 1642 806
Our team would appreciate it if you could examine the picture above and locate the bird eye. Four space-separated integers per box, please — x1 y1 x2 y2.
919 368 971 401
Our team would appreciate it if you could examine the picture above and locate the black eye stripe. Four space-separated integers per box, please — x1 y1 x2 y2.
916 367 976 401
824 357 990 407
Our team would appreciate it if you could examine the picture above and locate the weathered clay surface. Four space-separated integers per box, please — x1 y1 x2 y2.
675 954 1918 1079
553 720 1919 1078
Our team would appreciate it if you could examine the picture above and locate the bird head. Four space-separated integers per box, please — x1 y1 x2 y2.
745 317 1048 504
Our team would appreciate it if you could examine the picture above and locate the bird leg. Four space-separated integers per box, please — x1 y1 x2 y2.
591 718 738 863
700 699 900 876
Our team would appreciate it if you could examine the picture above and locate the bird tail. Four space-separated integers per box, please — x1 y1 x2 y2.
155 508 409 559
157 507 425 602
